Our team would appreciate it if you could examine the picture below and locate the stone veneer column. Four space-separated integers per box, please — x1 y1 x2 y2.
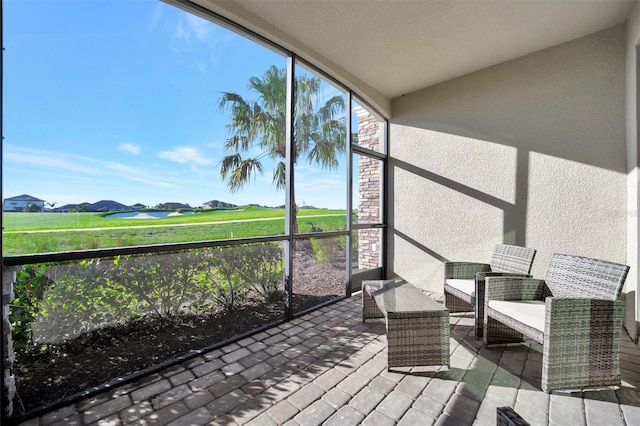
2 265 19 418
356 107 382 270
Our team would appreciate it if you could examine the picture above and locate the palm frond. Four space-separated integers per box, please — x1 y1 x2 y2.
228 158 264 193
308 137 339 170
219 154 243 180
273 161 286 190
317 95 346 122
224 135 253 153
218 92 248 111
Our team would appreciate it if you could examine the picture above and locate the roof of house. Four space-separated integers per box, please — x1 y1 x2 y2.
4 194 45 202
56 203 84 210
86 200 130 212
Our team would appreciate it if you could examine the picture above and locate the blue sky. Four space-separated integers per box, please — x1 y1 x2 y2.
3 0 348 209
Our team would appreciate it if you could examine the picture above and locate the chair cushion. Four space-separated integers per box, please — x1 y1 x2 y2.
487 300 546 334
445 279 475 298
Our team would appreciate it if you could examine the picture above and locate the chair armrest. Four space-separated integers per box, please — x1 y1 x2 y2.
545 298 625 334
444 262 490 280
476 272 531 280
476 272 532 294
485 276 546 301
543 297 625 391
475 272 533 313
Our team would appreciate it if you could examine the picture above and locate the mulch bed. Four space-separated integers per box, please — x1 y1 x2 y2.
10 247 347 420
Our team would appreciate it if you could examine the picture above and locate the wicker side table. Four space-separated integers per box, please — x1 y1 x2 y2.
363 280 450 369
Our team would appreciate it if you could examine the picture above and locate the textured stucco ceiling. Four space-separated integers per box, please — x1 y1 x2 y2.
181 0 636 116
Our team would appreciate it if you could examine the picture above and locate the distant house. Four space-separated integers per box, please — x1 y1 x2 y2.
130 203 146 210
56 202 90 212
3 194 46 212
203 200 237 209
56 203 80 212
159 202 191 210
85 200 130 212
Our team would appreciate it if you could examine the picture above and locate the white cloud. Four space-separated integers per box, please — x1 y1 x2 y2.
106 162 145 175
127 176 180 188
173 14 212 43
149 3 164 30
186 14 211 40
157 146 214 166
118 143 142 155
174 20 189 42
4 146 102 175
297 175 346 192
167 9 235 72
3 144 191 190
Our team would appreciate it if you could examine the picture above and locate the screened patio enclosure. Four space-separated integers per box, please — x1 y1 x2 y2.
1 1 388 419
4 0 640 423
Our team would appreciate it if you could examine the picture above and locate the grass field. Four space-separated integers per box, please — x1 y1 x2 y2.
3 206 349 256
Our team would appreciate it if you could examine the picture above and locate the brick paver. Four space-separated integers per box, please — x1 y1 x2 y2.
13 294 640 426
40 405 76 425
141 400 190 425
152 384 193 410
324 405 365 426
293 400 335 424
348 386 385 415
266 400 299 424
83 394 131 424
192 358 224 377
288 383 324 410
166 406 213 426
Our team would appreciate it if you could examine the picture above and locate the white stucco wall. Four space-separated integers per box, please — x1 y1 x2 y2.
389 26 628 306
626 4 640 340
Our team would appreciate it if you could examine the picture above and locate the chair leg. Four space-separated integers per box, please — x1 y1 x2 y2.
474 279 485 339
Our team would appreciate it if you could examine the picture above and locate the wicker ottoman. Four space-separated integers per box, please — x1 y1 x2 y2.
363 280 450 369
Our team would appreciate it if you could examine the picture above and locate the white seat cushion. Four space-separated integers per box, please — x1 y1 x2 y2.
487 300 546 333
445 279 475 298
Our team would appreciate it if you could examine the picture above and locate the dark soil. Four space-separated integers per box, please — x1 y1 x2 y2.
11 246 346 419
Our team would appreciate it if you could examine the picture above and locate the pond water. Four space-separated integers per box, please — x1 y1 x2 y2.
105 211 194 219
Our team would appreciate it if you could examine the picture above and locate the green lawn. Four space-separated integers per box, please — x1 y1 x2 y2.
2 206 337 231
2 207 349 256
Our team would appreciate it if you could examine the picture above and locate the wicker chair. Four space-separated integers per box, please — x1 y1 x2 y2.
483 253 629 392
444 244 537 339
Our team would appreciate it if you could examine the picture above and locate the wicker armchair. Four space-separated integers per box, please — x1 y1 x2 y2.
444 244 537 339
483 253 629 392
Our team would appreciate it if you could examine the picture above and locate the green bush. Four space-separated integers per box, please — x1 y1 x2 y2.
197 246 249 311
310 236 346 264
10 244 286 350
10 264 51 349
111 251 208 317
234 243 284 300
30 259 139 343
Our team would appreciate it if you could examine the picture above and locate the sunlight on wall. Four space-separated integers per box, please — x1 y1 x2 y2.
392 127 518 204
526 151 626 274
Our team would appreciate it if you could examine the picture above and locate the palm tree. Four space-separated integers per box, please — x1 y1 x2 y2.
218 65 346 220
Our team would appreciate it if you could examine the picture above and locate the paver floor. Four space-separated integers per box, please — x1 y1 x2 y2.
14 293 640 426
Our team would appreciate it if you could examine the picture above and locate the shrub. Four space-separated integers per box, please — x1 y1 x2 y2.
30 259 139 343
10 244 286 350
234 243 284 300
197 246 249 311
110 251 207 317
310 236 346 264
10 264 51 350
